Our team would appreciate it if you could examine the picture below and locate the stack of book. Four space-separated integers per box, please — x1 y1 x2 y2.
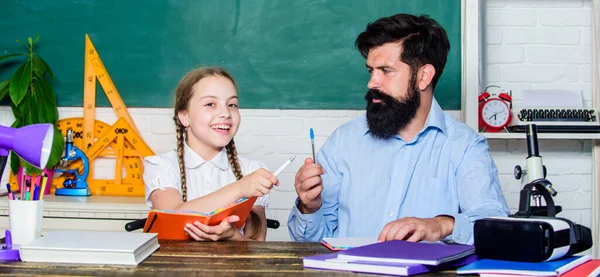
303 240 478 276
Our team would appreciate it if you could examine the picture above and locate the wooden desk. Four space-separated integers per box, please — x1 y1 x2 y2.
0 241 467 276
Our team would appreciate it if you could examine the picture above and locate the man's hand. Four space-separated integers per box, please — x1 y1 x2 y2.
294 157 324 214
378 216 455 242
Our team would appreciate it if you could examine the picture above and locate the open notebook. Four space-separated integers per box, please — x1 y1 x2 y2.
19 231 159 265
144 196 257 240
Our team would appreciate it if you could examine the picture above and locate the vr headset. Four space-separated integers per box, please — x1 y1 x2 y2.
474 180 593 262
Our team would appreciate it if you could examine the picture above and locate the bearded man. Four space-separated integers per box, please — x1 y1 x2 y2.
287 13 509 245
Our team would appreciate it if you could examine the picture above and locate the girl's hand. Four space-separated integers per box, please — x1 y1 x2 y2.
184 215 242 241
236 168 279 198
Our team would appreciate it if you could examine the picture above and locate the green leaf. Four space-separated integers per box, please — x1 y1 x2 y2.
14 93 31 120
33 56 54 79
27 37 33 47
47 125 65 169
24 161 41 176
0 80 10 101
9 60 32 106
9 152 20 175
33 36 40 46
29 89 41 123
15 39 28 48
34 70 56 103
10 100 22 119
10 117 22 129
0 53 25 62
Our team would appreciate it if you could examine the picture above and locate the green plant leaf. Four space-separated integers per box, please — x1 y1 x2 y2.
9 151 20 175
27 37 33 47
34 70 56 103
0 80 10 101
29 89 41 123
32 79 48 123
9 60 32 106
33 36 40 46
23 161 41 176
10 117 22 129
33 56 54 79
10 100 22 119
15 39 28 48
14 93 31 120
0 53 25 62
47 125 65 169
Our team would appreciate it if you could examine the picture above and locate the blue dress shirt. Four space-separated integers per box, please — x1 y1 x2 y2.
287 98 509 244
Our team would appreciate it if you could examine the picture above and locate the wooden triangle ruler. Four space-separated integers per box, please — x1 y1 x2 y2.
51 35 154 196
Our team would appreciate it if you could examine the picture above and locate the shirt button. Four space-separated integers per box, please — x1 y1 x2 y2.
308 220 313 223
388 212 394 217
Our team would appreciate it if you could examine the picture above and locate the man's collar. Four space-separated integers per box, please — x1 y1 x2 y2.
360 97 447 137
184 143 230 170
424 97 448 135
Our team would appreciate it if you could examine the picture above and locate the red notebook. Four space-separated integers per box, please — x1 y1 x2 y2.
143 197 257 240
562 259 600 277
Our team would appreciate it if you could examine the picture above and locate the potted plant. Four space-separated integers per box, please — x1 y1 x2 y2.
0 36 64 177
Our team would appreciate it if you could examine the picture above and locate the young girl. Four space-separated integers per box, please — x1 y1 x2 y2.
143 67 279 241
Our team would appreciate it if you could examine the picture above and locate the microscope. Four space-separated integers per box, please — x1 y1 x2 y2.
473 124 592 262
512 124 560 217
55 129 91 196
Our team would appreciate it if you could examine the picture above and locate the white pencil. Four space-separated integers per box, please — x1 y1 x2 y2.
588 265 600 277
273 155 296 176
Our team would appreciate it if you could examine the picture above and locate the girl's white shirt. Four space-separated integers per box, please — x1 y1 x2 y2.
143 142 270 210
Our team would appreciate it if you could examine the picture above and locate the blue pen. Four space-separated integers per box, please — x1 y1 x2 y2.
309 128 316 162
5 183 10 194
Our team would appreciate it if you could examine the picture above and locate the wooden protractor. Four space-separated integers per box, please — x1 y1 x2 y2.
53 117 145 196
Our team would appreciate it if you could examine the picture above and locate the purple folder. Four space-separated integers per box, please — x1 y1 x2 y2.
304 252 478 276
336 240 475 265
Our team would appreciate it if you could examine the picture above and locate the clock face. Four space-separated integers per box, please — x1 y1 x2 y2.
481 100 510 127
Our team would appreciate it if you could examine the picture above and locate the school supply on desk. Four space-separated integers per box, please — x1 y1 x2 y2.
0 230 20 261
321 237 378 251
304 252 478 276
19 230 159 265
456 255 590 276
143 197 258 240
336 240 475 266
561 259 600 277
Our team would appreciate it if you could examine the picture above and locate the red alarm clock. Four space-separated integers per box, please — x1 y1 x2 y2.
478 85 512 132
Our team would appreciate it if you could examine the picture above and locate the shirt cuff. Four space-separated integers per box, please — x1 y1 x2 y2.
288 198 324 241
446 213 473 245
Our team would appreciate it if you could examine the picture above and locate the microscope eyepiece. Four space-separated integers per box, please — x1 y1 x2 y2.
526 124 539 158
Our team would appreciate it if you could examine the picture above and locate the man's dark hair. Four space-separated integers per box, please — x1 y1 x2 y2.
355 13 450 90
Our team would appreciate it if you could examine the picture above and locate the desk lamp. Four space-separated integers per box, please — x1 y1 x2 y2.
0 123 54 189
0 123 53 260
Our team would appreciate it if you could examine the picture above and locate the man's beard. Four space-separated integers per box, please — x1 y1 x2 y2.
365 79 420 140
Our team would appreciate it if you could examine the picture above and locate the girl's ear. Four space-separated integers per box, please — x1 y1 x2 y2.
177 111 189 128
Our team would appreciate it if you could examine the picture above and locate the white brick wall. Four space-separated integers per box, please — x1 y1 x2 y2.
0 0 593 241
483 0 593 232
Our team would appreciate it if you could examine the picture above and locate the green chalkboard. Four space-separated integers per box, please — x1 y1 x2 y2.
0 0 461 109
